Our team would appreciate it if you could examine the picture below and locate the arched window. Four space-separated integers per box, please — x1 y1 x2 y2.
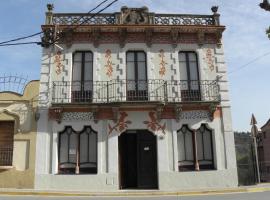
178 51 200 101
58 126 77 174
197 124 214 169
72 51 93 102
177 124 215 172
58 126 97 174
177 125 194 171
79 126 97 174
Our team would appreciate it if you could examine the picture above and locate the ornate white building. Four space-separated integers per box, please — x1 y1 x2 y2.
35 5 238 191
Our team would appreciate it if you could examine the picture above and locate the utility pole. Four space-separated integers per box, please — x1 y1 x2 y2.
250 114 261 183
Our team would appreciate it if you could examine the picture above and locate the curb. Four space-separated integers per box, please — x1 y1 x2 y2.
0 187 270 197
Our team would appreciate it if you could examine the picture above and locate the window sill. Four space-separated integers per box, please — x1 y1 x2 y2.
0 166 13 169
178 169 217 172
55 172 98 175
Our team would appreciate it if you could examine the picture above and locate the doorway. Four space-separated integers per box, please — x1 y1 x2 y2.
119 130 158 189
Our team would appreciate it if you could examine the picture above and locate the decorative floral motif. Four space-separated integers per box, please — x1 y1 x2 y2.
204 48 215 71
158 49 167 76
54 51 64 75
143 112 166 134
104 49 115 78
108 112 131 134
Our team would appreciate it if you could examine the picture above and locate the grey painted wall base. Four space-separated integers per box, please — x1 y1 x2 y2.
35 169 238 191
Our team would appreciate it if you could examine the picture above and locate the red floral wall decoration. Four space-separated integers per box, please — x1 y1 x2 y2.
104 49 115 78
108 112 131 134
158 49 167 76
54 51 64 75
144 112 166 134
204 48 215 71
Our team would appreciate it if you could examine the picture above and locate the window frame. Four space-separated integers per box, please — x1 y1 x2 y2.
178 51 201 101
72 51 94 102
58 126 98 175
178 51 200 82
196 124 215 170
177 124 215 172
0 121 14 167
126 51 148 101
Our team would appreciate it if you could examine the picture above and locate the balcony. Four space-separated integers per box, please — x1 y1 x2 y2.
51 80 220 105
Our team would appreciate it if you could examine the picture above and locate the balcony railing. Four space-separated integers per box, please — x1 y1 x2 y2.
0 145 13 166
52 80 219 104
51 13 216 26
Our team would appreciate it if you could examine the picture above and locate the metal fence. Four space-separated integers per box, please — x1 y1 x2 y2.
52 79 220 104
235 133 257 185
0 75 28 94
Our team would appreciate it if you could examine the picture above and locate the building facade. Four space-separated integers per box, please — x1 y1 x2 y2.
259 119 270 182
35 5 238 191
0 78 39 188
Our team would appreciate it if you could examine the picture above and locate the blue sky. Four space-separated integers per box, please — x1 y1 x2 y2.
0 0 269 131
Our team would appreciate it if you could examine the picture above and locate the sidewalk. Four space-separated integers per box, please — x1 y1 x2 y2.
0 184 270 197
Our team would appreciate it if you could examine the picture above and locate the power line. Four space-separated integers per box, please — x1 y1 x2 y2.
49 0 119 46
0 41 40 47
0 32 42 45
228 51 270 74
0 0 113 46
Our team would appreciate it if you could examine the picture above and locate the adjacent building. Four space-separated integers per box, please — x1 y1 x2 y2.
0 77 39 188
259 119 270 182
35 5 238 191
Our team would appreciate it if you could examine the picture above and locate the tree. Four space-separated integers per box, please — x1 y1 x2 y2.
260 0 270 38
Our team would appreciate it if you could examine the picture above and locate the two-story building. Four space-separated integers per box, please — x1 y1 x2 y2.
35 4 238 191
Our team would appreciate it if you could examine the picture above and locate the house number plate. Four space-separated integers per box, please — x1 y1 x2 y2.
144 147 150 151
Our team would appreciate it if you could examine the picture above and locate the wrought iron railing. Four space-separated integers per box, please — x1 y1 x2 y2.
0 75 28 94
50 13 217 26
52 13 116 25
0 145 13 166
154 14 214 25
52 80 219 104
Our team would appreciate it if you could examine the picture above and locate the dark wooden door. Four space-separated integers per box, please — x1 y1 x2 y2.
137 132 158 189
119 130 158 189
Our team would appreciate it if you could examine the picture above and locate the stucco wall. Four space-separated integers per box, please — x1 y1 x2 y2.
35 41 237 190
35 109 237 191
0 80 39 188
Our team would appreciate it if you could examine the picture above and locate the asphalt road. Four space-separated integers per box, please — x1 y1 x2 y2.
0 191 270 200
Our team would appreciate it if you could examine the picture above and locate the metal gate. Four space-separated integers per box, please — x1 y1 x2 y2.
235 133 257 185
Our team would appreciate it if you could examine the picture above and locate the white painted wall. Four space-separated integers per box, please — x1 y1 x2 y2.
35 42 238 190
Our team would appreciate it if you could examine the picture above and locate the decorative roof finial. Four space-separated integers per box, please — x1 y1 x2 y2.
211 6 219 14
47 4 54 12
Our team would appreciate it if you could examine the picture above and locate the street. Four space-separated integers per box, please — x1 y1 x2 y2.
0 191 270 200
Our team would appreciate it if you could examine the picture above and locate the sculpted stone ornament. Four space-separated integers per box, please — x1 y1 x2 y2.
121 6 151 24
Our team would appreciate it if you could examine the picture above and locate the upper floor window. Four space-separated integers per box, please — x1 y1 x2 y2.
178 52 200 101
126 51 147 101
177 124 214 171
72 51 93 102
58 126 97 174
0 121 14 166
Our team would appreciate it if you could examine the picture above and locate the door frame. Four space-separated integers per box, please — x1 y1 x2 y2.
118 130 159 190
